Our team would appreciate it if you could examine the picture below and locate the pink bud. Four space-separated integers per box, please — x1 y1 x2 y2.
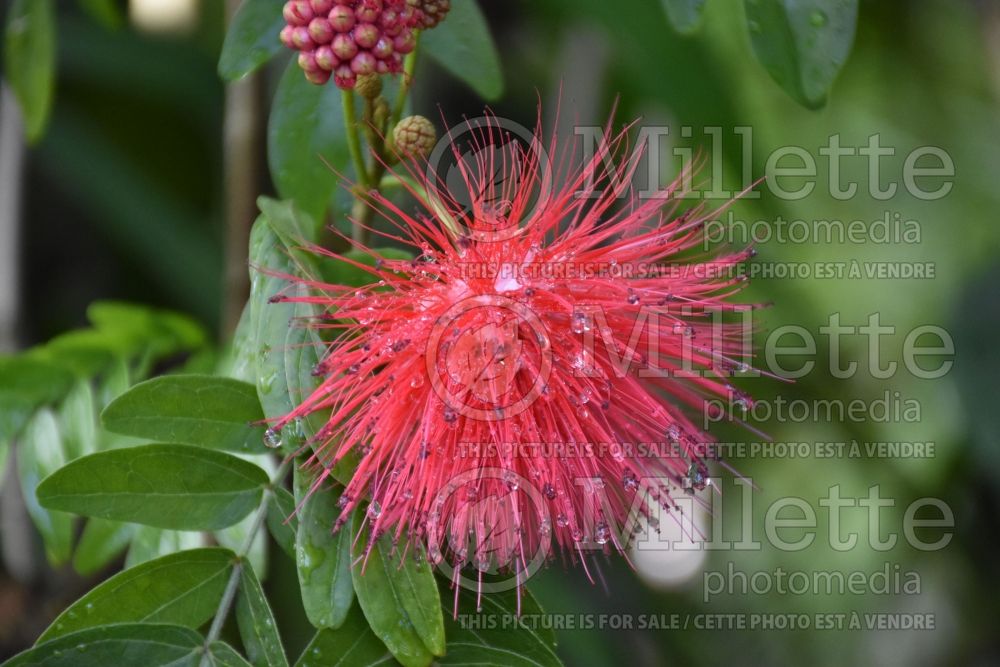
372 36 394 59
328 5 356 32
310 0 334 14
331 33 358 59
354 23 379 49
379 9 399 28
334 65 356 90
298 50 320 72
308 17 333 43
393 31 415 54
292 26 315 50
356 0 382 23
305 68 331 85
315 45 338 71
280 25 296 48
351 52 377 75
283 0 313 26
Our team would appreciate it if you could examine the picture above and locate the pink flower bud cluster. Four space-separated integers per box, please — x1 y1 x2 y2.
280 0 418 89
414 0 449 28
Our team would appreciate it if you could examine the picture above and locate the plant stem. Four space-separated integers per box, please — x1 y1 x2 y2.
221 73 262 339
342 90 370 188
200 457 292 663
345 38 420 248
391 33 421 129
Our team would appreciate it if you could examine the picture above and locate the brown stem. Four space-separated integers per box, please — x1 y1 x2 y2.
220 0 264 337
0 84 24 352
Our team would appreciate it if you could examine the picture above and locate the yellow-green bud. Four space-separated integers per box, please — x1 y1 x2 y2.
355 73 383 100
392 115 437 160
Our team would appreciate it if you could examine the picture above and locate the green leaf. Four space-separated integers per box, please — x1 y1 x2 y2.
126 525 204 567
77 0 124 30
437 583 561 667
422 0 503 101
249 217 300 422
248 217 329 448
41 329 118 377
219 0 286 81
96 356 131 412
236 561 290 667
221 301 257 384
266 486 298 559
352 515 444 667
295 469 354 629
660 0 706 34
101 375 267 454
3 0 55 142
17 409 73 564
58 380 97 461
87 301 208 359
40 548 235 642
268 59 351 222
257 196 324 274
745 0 858 109
37 444 268 530
294 603 395 667
208 642 255 667
73 518 136 576
8 624 204 666
0 355 74 441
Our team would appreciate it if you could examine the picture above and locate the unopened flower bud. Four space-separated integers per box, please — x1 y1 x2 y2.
411 0 450 29
393 115 436 159
355 73 383 100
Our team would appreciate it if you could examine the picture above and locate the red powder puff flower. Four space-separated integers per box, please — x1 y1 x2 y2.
270 113 761 596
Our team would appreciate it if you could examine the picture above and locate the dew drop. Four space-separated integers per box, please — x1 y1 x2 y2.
263 428 282 449
595 521 610 545
368 501 382 519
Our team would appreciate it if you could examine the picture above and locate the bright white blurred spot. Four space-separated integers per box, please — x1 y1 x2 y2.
631 502 709 588
130 0 199 33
